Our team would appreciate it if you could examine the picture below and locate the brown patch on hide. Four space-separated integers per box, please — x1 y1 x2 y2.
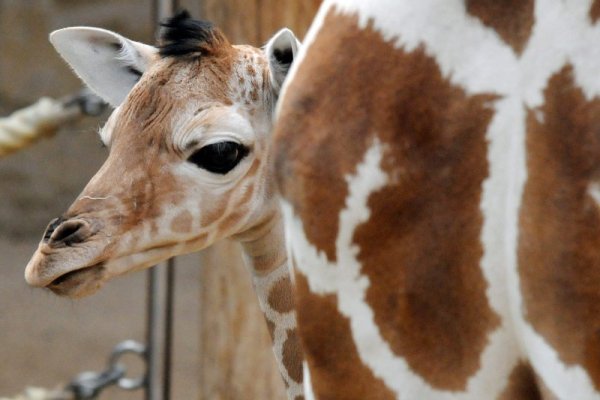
275 9 499 390
519 64 600 390
498 362 541 400
591 0 600 24
294 273 395 399
466 0 534 54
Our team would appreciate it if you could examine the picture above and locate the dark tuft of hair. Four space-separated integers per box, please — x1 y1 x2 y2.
159 10 227 58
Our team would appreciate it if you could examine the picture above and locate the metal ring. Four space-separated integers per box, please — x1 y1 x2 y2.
108 340 147 390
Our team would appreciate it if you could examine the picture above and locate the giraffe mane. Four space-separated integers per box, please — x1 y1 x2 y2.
159 10 229 58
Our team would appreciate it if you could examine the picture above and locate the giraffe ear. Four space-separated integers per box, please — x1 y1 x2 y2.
266 28 301 95
49 27 158 107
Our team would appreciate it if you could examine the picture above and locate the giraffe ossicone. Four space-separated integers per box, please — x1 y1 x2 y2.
24 10 304 400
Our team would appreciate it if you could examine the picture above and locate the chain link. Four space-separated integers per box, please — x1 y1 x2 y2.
67 366 125 400
66 340 147 399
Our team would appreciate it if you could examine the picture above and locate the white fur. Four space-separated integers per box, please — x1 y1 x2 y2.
588 182 600 205
303 362 316 400
50 27 157 107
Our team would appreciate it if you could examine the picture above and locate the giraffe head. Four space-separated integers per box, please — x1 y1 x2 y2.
25 11 300 298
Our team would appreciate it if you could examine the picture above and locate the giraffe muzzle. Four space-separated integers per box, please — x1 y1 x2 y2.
25 216 108 295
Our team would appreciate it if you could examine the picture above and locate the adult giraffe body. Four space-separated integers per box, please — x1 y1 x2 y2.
24 12 304 400
274 0 600 399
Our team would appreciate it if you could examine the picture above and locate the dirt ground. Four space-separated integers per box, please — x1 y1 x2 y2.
0 237 203 399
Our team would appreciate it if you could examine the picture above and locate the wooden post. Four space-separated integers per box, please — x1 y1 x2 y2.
197 2 321 399
198 240 285 399
200 0 322 44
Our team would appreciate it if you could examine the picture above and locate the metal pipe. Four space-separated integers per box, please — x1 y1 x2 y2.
144 267 159 400
145 2 179 400
163 258 176 399
145 261 176 400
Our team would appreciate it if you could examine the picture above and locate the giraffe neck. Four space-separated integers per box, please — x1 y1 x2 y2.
238 211 304 400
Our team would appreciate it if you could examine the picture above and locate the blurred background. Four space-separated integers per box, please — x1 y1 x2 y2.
0 0 319 399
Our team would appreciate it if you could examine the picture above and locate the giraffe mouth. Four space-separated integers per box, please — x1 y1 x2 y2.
46 262 106 297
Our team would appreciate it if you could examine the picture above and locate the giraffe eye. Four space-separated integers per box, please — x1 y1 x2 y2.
187 141 249 174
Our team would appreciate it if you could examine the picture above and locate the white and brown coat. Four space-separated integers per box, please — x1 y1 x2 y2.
274 0 600 399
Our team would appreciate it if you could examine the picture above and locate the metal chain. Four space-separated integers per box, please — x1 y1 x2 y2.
66 340 146 400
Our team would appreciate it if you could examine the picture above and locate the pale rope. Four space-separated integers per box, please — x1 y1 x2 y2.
0 97 81 157
0 386 73 400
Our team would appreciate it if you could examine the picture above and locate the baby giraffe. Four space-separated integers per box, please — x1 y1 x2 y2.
24 11 303 400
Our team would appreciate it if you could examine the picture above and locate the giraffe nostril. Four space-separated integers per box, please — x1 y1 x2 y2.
48 219 90 246
43 217 65 242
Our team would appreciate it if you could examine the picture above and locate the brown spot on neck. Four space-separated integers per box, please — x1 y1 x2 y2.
519 64 600 389
268 276 295 314
282 329 303 384
466 0 534 54
498 362 541 400
275 9 499 390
